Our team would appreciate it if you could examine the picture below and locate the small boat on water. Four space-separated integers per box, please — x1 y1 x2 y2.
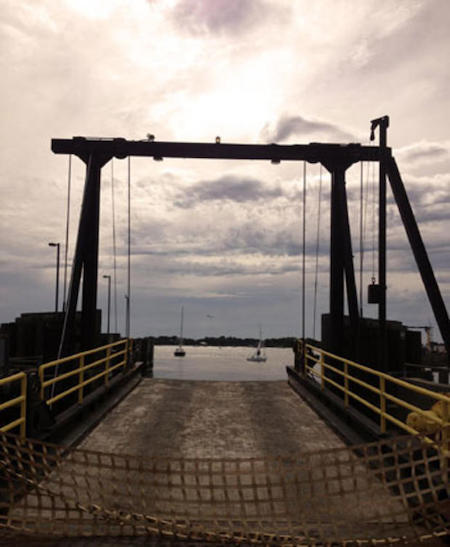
247 327 267 362
174 306 186 357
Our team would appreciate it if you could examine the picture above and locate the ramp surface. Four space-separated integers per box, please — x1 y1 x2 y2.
2 379 448 544
79 379 348 457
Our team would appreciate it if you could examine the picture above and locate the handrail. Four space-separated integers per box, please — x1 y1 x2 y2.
40 338 128 370
39 339 131 407
0 372 27 437
300 342 449 455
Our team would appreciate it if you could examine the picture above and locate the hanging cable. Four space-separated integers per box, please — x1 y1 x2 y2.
126 156 131 338
301 161 306 343
63 154 72 311
111 159 118 334
312 164 322 340
359 162 364 317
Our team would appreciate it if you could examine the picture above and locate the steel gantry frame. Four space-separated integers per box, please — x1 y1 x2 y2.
51 122 450 373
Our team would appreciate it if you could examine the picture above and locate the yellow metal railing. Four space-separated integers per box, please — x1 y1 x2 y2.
39 339 132 407
300 342 449 455
0 372 27 438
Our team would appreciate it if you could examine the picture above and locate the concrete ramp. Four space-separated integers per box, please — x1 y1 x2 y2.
2 379 448 544
79 379 350 457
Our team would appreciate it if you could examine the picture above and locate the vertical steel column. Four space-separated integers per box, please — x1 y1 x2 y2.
340 180 360 334
379 131 387 372
58 155 94 357
81 157 102 351
371 116 389 372
329 168 345 356
58 153 111 357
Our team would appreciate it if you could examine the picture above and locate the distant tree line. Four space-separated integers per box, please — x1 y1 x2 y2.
146 335 297 348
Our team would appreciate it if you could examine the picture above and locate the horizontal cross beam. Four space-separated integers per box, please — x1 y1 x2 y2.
52 137 388 167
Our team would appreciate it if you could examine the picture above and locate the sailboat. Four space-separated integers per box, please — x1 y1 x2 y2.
247 326 267 362
174 306 186 357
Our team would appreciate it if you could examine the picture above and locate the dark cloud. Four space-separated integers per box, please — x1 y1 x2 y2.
261 115 356 143
386 181 450 221
174 175 283 208
126 212 331 267
396 141 450 164
171 0 268 36
164 258 300 278
413 206 450 225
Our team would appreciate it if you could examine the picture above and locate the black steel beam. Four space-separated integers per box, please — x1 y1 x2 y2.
57 153 111 355
57 156 94 356
81 158 102 351
329 168 345 355
387 156 450 367
376 119 389 373
340 180 360 345
52 138 385 165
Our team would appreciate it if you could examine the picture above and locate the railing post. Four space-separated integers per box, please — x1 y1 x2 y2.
127 338 133 369
78 355 84 404
380 376 386 433
39 366 45 401
20 374 27 438
344 361 349 408
441 400 449 462
105 346 111 386
301 339 306 375
320 352 325 391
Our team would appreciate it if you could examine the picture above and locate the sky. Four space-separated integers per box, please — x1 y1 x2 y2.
0 0 449 342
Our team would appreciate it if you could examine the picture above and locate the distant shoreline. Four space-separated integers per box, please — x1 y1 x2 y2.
146 336 297 348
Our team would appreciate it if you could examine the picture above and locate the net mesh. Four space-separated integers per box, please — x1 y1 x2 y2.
0 432 448 544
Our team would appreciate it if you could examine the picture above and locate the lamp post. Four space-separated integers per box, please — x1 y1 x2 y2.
103 275 111 336
124 294 130 339
48 242 60 312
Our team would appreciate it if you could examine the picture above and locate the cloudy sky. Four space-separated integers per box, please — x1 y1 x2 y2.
1 0 449 342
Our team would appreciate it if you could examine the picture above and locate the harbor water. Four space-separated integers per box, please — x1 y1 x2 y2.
153 345 294 381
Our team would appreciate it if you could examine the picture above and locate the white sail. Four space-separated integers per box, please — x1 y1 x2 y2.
174 306 186 357
247 326 267 362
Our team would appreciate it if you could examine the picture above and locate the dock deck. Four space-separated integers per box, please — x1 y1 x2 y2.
79 379 348 457
5 378 447 545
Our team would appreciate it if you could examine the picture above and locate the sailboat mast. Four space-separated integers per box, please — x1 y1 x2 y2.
180 306 184 343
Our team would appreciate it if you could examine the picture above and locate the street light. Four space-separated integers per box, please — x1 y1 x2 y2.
103 275 111 336
124 294 130 339
48 242 60 312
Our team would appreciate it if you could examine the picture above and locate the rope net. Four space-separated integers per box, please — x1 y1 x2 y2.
0 433 448 545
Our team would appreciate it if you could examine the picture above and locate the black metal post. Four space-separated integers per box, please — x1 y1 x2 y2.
371 116 389 372
57 156 93 357
387 156 450 379
379 126 387 372
329 168 345 356
340 180 360 336
57 153 111 357
81 158 102 351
